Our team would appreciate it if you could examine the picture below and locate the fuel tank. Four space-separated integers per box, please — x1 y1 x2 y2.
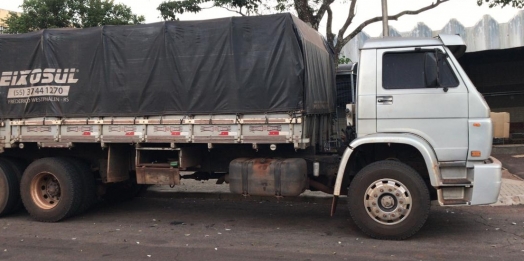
229 158 307 197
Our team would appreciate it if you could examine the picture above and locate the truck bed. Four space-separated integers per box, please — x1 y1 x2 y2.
0 113 310 150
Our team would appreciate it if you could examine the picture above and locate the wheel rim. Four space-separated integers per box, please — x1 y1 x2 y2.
363 178 412 225
30 172 61 210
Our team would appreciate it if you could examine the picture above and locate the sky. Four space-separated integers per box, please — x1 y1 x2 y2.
0 0 522 37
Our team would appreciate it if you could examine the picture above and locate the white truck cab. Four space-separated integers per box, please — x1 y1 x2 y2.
333 35 502 239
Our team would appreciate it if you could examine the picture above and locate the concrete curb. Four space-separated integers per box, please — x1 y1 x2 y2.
492 145 524 155
492 178 524 206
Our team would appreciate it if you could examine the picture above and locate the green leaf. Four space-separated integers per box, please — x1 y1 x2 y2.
2 0 145 33
477 0 524 8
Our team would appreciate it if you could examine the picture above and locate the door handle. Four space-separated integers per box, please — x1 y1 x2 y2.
377 96 393 105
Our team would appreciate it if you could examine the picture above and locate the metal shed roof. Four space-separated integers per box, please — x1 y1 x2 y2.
341 10 524 62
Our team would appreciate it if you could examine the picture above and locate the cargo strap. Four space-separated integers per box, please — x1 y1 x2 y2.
274 160 282 197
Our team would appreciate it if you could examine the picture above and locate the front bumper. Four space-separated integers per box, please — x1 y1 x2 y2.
469 157 502 205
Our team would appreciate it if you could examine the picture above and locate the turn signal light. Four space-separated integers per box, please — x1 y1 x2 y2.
471 151 481 157
473 123 481 127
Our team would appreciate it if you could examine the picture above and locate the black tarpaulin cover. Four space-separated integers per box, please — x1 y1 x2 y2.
0 13 335 118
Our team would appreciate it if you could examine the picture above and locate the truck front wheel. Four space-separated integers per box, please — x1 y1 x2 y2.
348 160 430 240
21 158 83 222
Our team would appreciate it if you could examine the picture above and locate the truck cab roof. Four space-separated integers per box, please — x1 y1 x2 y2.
362 34 467 58
336 63 358 75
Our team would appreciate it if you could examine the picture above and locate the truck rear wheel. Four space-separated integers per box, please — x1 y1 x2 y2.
64 158 97 215
0 159 20 216
348 160 430 240
4 158 27 212
21 158 83 222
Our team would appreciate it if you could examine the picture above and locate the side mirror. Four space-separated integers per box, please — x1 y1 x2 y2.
424 52 438 87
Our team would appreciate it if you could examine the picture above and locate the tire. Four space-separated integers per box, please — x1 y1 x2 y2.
20 158 83 222
0 159 19 216
64 158 97 215
3 158 27 212
348 160 430 240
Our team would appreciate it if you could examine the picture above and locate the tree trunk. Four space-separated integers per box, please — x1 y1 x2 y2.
294 0 315 28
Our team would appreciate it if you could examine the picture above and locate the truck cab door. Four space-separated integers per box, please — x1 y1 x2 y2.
376 47 469 161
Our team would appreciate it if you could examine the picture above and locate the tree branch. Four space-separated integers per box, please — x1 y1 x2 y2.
337 0 450 52
336 0 357 50
314 0 335 30
326 6 335 49
217 5 246 16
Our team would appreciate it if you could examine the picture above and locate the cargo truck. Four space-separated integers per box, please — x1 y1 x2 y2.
0 14 501 240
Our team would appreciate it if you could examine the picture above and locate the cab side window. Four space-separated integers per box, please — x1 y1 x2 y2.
438 56 459 87
382 51 459 90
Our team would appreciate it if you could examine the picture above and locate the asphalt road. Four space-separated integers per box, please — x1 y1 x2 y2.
0 197 523 261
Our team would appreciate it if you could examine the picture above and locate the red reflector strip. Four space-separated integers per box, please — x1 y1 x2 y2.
269 131 279 136
171 131 181 136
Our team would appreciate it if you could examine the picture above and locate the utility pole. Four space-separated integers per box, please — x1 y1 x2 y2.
381 0 389 37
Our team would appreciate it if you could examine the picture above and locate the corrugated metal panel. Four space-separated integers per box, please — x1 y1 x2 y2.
408 23 433 38
340 32 370 63
342 10 524 62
